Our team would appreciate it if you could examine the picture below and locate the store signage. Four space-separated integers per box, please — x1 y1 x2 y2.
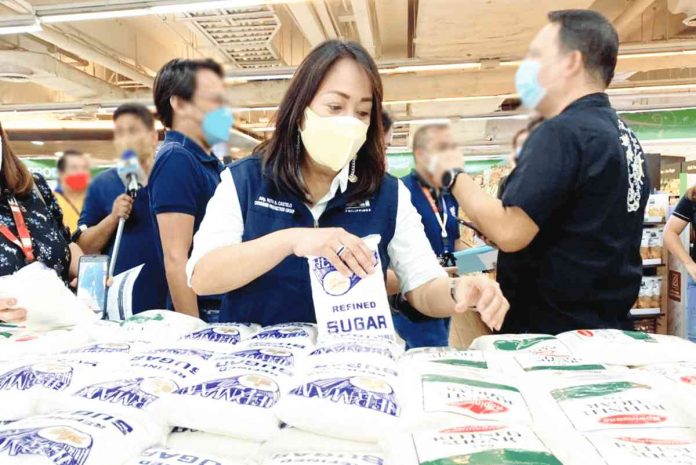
669 270 682 302
683 161 696 174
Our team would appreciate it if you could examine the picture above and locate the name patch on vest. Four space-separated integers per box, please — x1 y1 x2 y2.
254 196 295 214
345 200 371 213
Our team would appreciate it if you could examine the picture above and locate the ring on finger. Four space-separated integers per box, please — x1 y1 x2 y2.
336 245 347 258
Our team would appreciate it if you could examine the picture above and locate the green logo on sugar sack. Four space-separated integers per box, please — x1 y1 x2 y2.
493 337 556 351
422 374 519 393
551 381 649 401
421 449 563 465
622 330 657 342
120 313 165 326
525 364 606 372
433 359 489 369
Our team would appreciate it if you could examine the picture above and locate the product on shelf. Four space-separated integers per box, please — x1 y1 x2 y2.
644 194 670 223
635 277 662 310
640 228 664 262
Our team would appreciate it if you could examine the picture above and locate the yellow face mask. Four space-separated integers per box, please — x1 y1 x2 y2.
299 107 369 172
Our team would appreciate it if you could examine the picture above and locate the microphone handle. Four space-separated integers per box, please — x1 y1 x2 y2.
109 216 126 278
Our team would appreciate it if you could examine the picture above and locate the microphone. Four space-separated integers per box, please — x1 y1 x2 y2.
116 149 143 199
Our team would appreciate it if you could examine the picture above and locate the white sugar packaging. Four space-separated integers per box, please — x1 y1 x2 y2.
384 424 563 465
307 235 396 342
275 362 401 442
167 428 261 462
262 452 384 465
124 446 247 465
0 409 166 465
178 323 260 351
469 334 572 356
129 347 215 382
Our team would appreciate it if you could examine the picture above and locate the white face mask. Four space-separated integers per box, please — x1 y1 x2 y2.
426 153 440 175
300 107 369 172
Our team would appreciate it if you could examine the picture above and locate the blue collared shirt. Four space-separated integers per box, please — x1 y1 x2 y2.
149 130 224 310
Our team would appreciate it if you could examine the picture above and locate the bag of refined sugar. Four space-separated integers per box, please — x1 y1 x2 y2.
152 356 291 441
0 328 91 363
129 347 215 382
250 323 317 344
399 347 491 373
123 446 250 465
178 323 260 351
401 369 531 429
582 428 696 465
50 376 180 424
0 262 98 331
384 423 563 465
469 334 572 356
634 362 696 411
167 428 261 462
303 339 401 370
0 409 167 465
0 358 118 421
307 235 397 343
87 310 206 345
557 329 696 366
262 453 383 465
59 342 136 364
545 372 695 432
259 427 382 460
275 362 401 442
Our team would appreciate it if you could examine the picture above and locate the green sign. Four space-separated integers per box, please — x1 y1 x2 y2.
22 157 111 183
622 109 696 140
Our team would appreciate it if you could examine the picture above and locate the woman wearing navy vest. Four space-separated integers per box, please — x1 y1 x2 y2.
186 40 509 331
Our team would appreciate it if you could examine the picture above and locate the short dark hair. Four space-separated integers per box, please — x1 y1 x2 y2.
259 40 385 204
548 9 618 87
382 110 393 133
113 102 155 130
153 58 224 128
57 149 85 174
412 124 449 153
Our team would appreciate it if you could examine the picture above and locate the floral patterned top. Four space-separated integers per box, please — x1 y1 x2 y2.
0 174 71 284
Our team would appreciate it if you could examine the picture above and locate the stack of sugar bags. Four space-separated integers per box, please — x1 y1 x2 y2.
0 409 167 465
154 323 317 463
275 325 404 444
261 453 384 465
82 310 206 346
557 329 696 367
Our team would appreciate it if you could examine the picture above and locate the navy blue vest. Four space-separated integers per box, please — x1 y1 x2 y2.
219 155 399 326
401 171 459 257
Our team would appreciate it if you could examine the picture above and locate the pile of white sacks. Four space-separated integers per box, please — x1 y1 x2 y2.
1 311 696 465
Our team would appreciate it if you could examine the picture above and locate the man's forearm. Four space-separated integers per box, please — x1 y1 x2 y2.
77 215 118 254
664 230 693 266
165 257 200 318
451 175 537 252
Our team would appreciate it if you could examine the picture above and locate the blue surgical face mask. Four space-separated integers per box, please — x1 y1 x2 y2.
515 59 546 109
202 107 234 146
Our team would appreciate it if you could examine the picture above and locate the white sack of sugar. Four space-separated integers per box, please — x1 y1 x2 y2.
259 427 382 459
582 428 696 465
275 362 401 442
557 329 696 366
384 423 563 465
86 310 206 345
307 235 396 343
401 369 532 429
249 323 317 344
178 323 261 351
545 372 695 432
128 347 216 382
0 358 119 421
399 347 492 375
0 409 167 465
261 452 383 465
303 338 402 371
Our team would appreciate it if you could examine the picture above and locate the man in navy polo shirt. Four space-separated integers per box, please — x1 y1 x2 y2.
75 103 167 313
393 123 464 348
149 58 232 320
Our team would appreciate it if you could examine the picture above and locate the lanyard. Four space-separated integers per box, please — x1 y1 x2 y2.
420 186 450 253
58 192 80 216
0 194 35 263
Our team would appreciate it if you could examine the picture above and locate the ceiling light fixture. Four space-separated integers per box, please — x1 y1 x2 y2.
0 18 42 35
250 126 276 132
395 118 453 125
38 0 297 24
31 141 45 146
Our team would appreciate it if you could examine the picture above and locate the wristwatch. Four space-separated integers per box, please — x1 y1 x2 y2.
441 168 465 190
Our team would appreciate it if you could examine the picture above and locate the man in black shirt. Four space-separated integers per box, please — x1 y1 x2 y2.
435 10 649 334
